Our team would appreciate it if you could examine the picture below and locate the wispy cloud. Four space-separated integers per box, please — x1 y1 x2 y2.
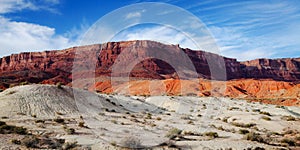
126 11 142 19
0 0 60 14
187 0 300 60
0 0 36 14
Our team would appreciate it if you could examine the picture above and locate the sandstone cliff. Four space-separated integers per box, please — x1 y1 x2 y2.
0 40 300 106
1 40 299 88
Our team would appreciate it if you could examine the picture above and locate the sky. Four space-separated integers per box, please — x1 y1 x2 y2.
0 0 300 61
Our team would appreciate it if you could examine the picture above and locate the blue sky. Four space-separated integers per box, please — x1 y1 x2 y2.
0 0 299 61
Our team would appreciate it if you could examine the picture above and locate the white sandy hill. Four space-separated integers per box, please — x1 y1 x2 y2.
0 84 162 119
0 84 300 149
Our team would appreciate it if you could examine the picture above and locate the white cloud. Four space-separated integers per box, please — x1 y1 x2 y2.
0 0 78 57
0 0 60 14
0 17 74 57
0 0 37 14
126 11 142 19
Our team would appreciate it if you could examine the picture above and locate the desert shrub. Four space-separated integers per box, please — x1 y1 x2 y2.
11 139 21 145
259 111 271 116
65 128 75 135
78 121 85 127
166 128 182 139
53 118 65 124
62 141 77 150
283 129 296 135
252 109 260 112
13 126 27 135
0 116 8 119
204 132 219 138
56 82 63 89
17 112 26 115
261 116 271 121
266 131 280 137
56 112 64 115
281 115 296 121
7 90 16 95
31 114 37 118
21 136 39 148
20 81 29 85
110 101 116 106
156 117 162 121
281 138 296 146
228 107 240 111
110 141 117 146
275 105 284 108
111 120 117 124
244 132 264 143
187 120 194 124
121 136 143 148
231 122 256 128
239 129 250 134
0 121 6 126
145 113 152 119
0 122 27 135
217 126 225 131
222 117 229 123
180 115 190 120
109 109 116 112
35 119 45 123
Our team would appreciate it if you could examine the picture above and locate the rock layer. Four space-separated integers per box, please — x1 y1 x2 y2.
0 40 300 105
1 40 299 87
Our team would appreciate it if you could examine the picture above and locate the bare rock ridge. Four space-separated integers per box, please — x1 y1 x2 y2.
0 40 300 89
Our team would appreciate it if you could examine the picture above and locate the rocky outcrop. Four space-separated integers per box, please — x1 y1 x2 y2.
0 40 299 87
240 58 300 81
91 79 300 106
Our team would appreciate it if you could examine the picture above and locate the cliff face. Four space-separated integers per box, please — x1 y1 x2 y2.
240 58 300 81
0 48 75 86
0 40 300 89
